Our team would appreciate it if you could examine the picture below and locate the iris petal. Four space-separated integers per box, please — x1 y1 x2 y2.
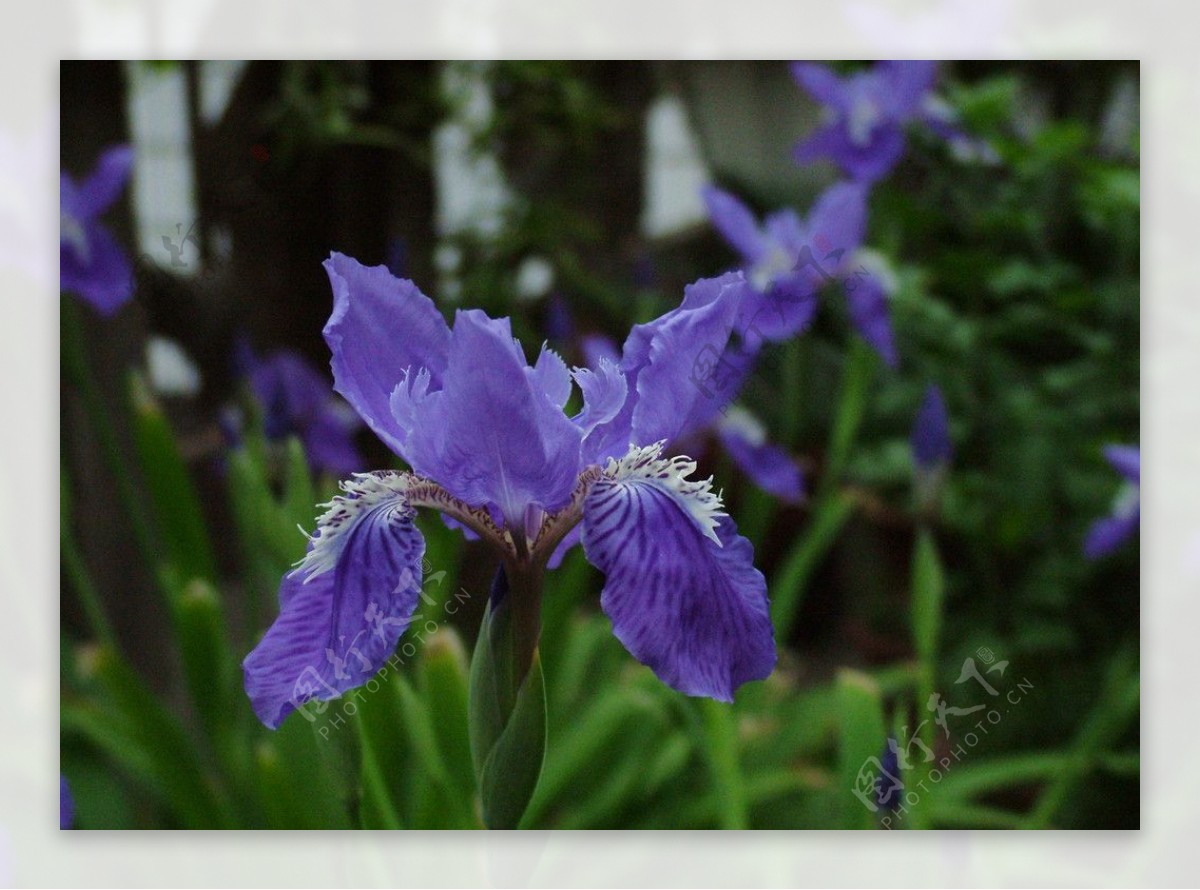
68 144 134 219
1084 508 1140 560
790 62 851 110
573 357 629 448
323 253 451 455
582 443 776 701
392 309 583 524
243 472 426 729
629 273 750 448
1104 445 1140 485
845 272 899 367
805 181 869 270
792 122 846 168
878 61 939 118
59 219 133 314
529 342 573 410
716 407 804 502
702 186 768 263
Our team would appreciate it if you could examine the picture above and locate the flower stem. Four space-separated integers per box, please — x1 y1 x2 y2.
505 559 544 685
699 698 748 829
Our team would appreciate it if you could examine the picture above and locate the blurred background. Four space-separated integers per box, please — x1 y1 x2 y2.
60 60 1139 830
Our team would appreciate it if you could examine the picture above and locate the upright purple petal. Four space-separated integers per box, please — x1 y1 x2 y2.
582 273 751 464
804 180 869 269
244 473 427 729
845 272 899 366
745 273 820 341
61 146 135 314
628 273 752 447
59 219 133 314
794 119 907 183
763 208 806 255
580 333 620 369
71 145 134 218
1084 508 1139 560
792 122 847 168
716 407 804 502
391 310 583 524
703 186 768 263
573 358 629 441
790 62 851 110
582 445 776 701
911 385 951 469
1084 444 1140 559
1104 445 1140 485
528 343 573 410
878 61 938 118
845 123 909 182
323 253 451 456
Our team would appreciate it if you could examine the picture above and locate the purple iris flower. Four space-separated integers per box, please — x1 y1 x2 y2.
238 341 364 477
703 181 899 365
243 254 776 727
60 775 74 829
60 145 135 314
1084 445 1140 559
911 385 952 470
791 60 945 183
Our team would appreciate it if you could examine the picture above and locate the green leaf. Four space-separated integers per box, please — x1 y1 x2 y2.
128 373 218 585
770 491 855 640
911 527 945 754
822 337 875 495
168 576 240 761
468 587 547 829
255 719 353 829
396 674 477 828
419 629 476 805
282 436 316 534
65 644 235 828
523 685 666 827
836 669 887 830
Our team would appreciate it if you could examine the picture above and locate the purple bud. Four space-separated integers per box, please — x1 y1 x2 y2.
876 738 901 812
911 385 951 470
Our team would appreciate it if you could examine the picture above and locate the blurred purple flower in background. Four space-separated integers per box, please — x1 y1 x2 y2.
60 144 135 314
237 340 363 476
1084 445 1140 559
60 775 73 830
243 255 776 727
792 61 981 182
703 181 867 339
911 385 952 470
703 180 899 365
